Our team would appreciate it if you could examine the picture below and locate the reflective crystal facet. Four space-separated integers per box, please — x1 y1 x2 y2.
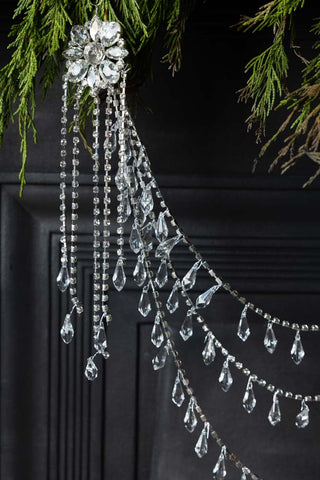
295 399 309 429
70 25 90 45
94 318 109 358
243 377 256 414
133 256 147 286
100 21 121 46
84 42 104 65
155 234 182 258
202 332 215 365
68 60 88 83
85 356 98 381
212 446 227 480
219 359 233 392
152 342 169 370
137 147 147 167
194 422 210 458
264 322 278 354
87 66 101 89
106 45 129 60
151 312 164 348
237 304 250 341
166 283 179 313
155 211 168 243
184 397 198 433
139 186 153 216
268 391 281 426
241 467 251 480
109 122 118 153
195 284 220 309
291 330 305 365
60 314 74 344
181 260 201 291
155 258 168 288
129 223 142 253
57 264 70 292
63 46 83 60
141 222 153 252
89 16 102 41
126 165 138 193
99 59 120 84
172 371 185 407
112 258 126 291
179 310 193 341
138 286 151 317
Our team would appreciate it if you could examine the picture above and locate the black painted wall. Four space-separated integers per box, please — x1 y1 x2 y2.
1 2 320 480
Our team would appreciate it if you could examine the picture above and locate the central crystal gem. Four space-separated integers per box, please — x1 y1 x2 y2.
84 42 104 65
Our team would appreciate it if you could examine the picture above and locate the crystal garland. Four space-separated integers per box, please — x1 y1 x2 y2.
56 13 315 480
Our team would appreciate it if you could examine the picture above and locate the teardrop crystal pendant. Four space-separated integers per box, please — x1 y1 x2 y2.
181 260 201 291
295 399 309 429
112 258 126 291
155 258 168 288
94 320 109 359
264 322 278 354
268 391 281 426
194 422 210 458
155 211 168 243
291 330 305 365
152 341 169 370
195 283 220 309
241 467 250 480
139 184 153 215
155 234 182 258
202 332 216 365
141 222 153 252
184 397 198 433
237 304 250 342
243 377 256 414
138 285 152 317
60 313 74 344
212 445 227 480
57 264 70 292
85 356 98 381
133 256 147 286
129 222 142 253
172 371 185 407
219 358 233 392
166 282 179 313
179 310 193 341
151 312 164 348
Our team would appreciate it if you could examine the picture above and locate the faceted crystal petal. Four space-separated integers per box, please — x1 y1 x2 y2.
152 342 169 370
141 222 153 252
184 397 198 433
87 66 101 90
237 304 250 341
84 42 104 65
85 356 98 381
138 286 151 317
172 371 185 407
155 259 168 288
99 59 120 84
295 399 309 428
106 45 129 60
112 258 126 291
155 211 168 243
219 359 233 392
166 284 179 313
264 322 278 354
68 60 88 83
195 284 220 309
100 21 121 46
212 447 227 480
133 256 147 286
155 234 182 258
89 16 102 41
291 330 305 365
179 310 193 341
194 423 209 458
60 314 74 344
63 46 83 60
129 223 142 253
268 392 281 426
70 25 90 45
57 264 70 292
181 260 201 291
202 332 215 365
139 185 153 216
243 377 256 413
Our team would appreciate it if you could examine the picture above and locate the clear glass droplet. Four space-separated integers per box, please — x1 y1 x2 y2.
172 371 185 407
241 467 250 480
184 397 198 432
60 313 74 344
94 319 109 359
129 222 142 253
110 122 117 153
243 377 256 414
151 312 164 348
141 222 153 252
139 185 153 216
268 391 281 426
179 310 193 341
155 258 168 288
155 234 182 258
202 332 215 365
295 399 309 428
85 356 98 381
138 285 151 317
152 342 169 370
57 264 70 292
212 446 227 480
112 258 126 291
126 164 138 193
194 422 210 458
133 256 147 286
195 283 220 309
237 304 250 341
264 322 278 354
219 358 233 392
181 260 201 291
155 211 168 243
166 282 179 313
291 330 305 365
